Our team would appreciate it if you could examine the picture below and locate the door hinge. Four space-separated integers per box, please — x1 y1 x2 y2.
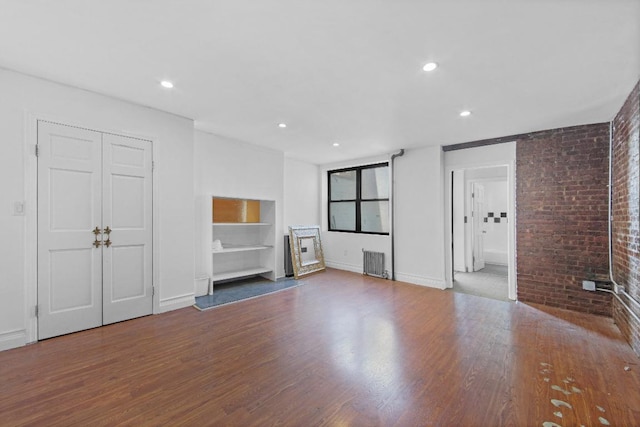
152 161 155 171
35 305 39 317
35 145 40 157
152 287 155 296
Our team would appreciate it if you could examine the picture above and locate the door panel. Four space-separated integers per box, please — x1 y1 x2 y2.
111 245 145 300
38 121 103 339
50 169 94 230
102 133 153 325
111 174 145 228
49 249 94 311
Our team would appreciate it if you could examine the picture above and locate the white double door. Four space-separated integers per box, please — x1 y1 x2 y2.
37 121 153 340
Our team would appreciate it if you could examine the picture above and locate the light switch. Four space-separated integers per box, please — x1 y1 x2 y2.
13 201 25 216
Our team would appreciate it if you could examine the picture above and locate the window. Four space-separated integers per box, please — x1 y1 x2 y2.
328 163 389 234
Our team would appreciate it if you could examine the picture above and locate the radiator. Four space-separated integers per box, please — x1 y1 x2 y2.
363 250 387 279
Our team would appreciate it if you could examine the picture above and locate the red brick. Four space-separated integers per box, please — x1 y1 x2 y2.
611 79 640 356
516 122 611 316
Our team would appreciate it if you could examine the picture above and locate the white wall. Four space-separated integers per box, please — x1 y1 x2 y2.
394 146 446 288
284 157 320 228
481 180 508 265
194 130 287 279
0 68 195 351
320 148 446 289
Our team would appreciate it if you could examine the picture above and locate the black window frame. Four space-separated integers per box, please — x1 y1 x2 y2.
327 162 390 235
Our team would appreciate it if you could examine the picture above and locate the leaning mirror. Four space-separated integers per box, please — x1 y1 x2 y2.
288 225 326 279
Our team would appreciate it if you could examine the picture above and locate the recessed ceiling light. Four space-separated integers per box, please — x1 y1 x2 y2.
278 123 287 128
422 62 438 72
460 110 472 117
160 80 174 89
332 143 340 147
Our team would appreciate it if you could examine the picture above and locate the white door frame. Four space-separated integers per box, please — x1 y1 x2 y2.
23 112 160 344
444 157 517 301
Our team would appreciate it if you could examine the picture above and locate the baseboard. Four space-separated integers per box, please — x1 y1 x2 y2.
0 329 27 352
326 261 445 289
325 260 361 274
394 272 446 289
158 293 196 313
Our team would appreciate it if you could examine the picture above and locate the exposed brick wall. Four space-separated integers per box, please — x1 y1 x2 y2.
612 80 640 356
516 123 611 316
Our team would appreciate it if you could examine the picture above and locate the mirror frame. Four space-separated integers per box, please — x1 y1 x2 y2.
288 225 326 279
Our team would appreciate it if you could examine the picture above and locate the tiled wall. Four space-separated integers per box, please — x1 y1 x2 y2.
611 80 640 356
516 123 612 316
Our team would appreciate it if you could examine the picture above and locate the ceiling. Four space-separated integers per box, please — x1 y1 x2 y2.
1 0 638 165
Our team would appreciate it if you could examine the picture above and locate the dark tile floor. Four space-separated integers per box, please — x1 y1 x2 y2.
194 276 304 310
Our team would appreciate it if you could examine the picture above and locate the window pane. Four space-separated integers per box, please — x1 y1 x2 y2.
330 170 356 200
329 202 356 231
361 201 389 233
361 166 389 199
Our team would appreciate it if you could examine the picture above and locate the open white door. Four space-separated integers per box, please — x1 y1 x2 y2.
102 133 153 324
37 122 103 339
472 182 486 271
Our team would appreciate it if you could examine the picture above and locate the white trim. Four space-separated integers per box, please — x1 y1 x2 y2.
395 272 447 289
152 142 160 314
24 112 159 343
24 112 38 345
159 294 195 313
325 260 361 274
0 330 27 352
506 159 517 301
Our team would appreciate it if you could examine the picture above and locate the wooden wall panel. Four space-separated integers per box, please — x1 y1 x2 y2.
212 198 261 223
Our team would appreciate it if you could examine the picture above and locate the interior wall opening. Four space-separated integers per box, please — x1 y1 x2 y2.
451 166 511 301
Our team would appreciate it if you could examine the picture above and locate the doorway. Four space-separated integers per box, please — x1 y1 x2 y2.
451 166 511 301
37 120 153 339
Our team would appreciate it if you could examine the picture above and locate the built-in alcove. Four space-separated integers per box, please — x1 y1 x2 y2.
201 197 276 296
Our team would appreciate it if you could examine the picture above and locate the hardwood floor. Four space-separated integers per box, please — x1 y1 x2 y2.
1 268 639 426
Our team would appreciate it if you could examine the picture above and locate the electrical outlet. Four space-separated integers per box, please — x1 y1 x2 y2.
582 280 596 291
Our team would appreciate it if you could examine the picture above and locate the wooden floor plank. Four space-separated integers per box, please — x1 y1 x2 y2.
1 268 639 426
